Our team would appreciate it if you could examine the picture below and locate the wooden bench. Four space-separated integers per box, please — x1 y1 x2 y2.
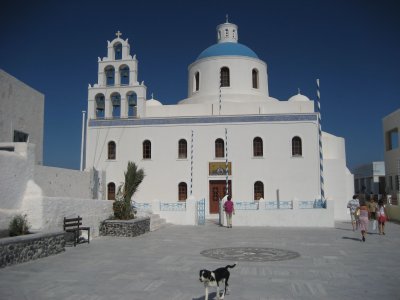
63 216 90 247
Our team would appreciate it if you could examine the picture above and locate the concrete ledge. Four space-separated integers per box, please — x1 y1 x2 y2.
99 217 150 237
0 231 65 268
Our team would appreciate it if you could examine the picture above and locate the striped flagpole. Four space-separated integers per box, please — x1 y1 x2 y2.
316 79 325 205
225 128 229 195
190 130 194 195
219 84 222 115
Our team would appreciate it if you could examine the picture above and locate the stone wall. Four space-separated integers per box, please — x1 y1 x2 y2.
0 231 65 268
100 217 150 237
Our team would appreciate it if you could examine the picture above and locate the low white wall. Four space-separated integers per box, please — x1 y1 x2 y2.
34 165 93 198
149 199 197 225
233 202 334 227
22 196 113 238
136 199 334 227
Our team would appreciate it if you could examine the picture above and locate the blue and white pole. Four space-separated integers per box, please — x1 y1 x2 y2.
225 128 229 195
316 79 326 207
190 130 194 195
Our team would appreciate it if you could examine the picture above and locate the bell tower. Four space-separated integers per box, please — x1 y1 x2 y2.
87 31 147 120
216 15 238 43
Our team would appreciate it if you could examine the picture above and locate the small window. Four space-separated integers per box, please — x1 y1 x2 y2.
292 136 302 156
386 128 399 151
215 138 225 158
220 67 230 87
107 182 116 200
13 130 29 142
396 175 399 191
225 29 229 37
114 42 122 60
252 69 259 89
254 181 264 200
178 182 187 201
143 140 151 159
178 139 187 159
253 137 263 157
194 72 200 92
108 141 116 160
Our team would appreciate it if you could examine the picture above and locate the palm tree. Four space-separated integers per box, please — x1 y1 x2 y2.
113 161 145 219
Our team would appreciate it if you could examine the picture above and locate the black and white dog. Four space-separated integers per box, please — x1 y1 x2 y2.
199 264 236 300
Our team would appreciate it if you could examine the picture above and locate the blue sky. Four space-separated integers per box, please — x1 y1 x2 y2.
1 0 399 171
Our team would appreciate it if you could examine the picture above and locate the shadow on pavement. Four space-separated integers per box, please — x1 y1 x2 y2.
342 236 361 242
193 291 217 300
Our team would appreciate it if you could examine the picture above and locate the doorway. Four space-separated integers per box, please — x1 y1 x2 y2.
209 180 232 214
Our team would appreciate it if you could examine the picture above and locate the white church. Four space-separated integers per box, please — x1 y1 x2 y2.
84 20 354 225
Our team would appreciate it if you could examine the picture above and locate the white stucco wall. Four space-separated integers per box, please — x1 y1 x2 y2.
22 196 113 238
0 143 35 210
34 165 94 198
0 70 44 164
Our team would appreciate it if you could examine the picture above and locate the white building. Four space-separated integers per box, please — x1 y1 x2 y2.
84 21 353 224
383 108 400 206
353 162 385 195
0 69 44 164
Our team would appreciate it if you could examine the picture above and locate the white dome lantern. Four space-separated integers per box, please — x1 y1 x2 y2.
288 91 311 102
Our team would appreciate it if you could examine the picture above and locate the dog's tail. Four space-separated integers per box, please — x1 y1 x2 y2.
225 264 236 269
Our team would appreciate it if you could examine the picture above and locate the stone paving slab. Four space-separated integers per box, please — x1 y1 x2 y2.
0 221 400 299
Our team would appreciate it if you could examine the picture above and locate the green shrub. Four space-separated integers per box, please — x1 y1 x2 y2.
9 214 30 236
112 161 144 220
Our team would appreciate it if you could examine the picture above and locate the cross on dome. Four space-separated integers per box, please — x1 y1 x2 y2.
226 14 229 23
115 30 122 38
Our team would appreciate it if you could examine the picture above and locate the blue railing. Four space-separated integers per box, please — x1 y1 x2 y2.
235 202 259 210
132 202 152 211
160 202 186 211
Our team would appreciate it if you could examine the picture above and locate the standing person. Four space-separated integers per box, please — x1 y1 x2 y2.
377 199 389 235
347 195 360 231
358 199 369 242
223 195 235 228
367 195 378 232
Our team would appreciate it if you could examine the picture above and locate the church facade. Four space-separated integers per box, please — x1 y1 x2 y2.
84 21 353 221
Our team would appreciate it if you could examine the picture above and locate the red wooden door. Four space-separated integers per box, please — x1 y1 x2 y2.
209 180 231 213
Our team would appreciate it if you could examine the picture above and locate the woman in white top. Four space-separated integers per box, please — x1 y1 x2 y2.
377 199 389 235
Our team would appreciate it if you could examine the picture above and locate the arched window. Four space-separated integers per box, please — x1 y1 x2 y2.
110 93 121 118
120 65 129 85
107 182 116 200
114 43 122 60
292 136 302 156
225 28 229 37
252 69 259 89
108 141 116 160
105 66 115 86
220 67 230 87
95 94 105 118
253 137 263 157
143 140 151 159
178 139 187 159
215 138 225 158
127 91 137 117
254 181 264 200
178 182 187 201
194 72 200 92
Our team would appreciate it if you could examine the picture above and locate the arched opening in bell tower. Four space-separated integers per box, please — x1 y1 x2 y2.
95 93 105 118
114 42 122 60
110 92 121 118
120 65 130 85
105 66 115 86
127 91 137 117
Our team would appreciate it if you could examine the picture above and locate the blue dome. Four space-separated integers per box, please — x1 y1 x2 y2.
197 42 259 60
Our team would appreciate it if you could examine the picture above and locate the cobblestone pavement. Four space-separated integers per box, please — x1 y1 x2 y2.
0 221 400 300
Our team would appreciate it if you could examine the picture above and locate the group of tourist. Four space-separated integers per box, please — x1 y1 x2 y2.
347 194 389 242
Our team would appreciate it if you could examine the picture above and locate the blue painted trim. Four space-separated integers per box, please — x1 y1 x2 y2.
89 114 317 127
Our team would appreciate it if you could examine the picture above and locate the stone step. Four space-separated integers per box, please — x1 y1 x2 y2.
149 214 168 232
